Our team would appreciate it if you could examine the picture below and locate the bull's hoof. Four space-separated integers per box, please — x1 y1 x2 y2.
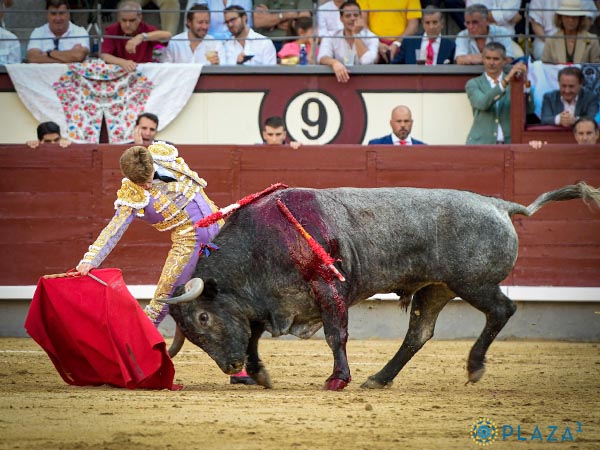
252 366 273 389
324 378 349 391
360 376 393 390
467 367 486 384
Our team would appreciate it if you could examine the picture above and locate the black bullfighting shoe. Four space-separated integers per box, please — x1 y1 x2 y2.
229 370 256 385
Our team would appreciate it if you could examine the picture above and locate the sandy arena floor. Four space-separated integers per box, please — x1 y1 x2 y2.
0 337 599 450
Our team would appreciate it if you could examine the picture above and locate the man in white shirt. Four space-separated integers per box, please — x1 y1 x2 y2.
0 5 20 64
27 0 89 64
222 5 276 65
317 0 345 38
186 0 254 40
319 0 378 83
162 4 225 64
455 3 514 65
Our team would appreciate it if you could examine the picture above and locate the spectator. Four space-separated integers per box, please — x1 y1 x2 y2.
455 3 515 64
529 116 599 147
132 0 180 36
465 42 531 144
261 116 301 148
27 0 89 64
0 4 20 64
26 121 72 148
132 112 160 146
368 105 425 145
223 5 276 65
278 16 316 64
541 0 600 64
420 0 466 31
317 0 345 37
101 0 172 72
357 0 422 63
529 0 598 61
185 0 254 40
253 0 312 52
162 4 225 64
572 116 599 143
391 5 455 64
319 0 378 83
541 66 599 127
465 0 522 35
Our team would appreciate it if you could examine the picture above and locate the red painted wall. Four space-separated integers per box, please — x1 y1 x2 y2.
1 144 598 287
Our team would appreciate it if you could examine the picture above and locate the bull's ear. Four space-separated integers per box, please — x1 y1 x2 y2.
202 278 218 299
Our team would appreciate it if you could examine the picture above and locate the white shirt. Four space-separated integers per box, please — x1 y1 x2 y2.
419 34 441 65
222 28 276 65
27 22 89 52
0 26 21 64
319 28 379 65
186 0 253 40
391 134 413 145
317 1 344 37
161 31 225 64
455 24 515 59
485 72 506 142
556 95 578 125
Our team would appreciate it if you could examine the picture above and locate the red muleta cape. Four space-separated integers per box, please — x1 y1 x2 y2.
24 268 181 390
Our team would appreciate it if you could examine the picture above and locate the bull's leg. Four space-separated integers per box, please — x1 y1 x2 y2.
245 322 272 388
311 281 351 391
457 285 516 383
361 285 452 389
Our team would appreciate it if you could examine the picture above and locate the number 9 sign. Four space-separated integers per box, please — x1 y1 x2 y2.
285 91 342 145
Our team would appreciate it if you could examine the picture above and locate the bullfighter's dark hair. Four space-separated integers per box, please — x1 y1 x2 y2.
36 121 61 140
136 112 159 127
224 5 246 19
187 4 210 23
120 146 154 184
46 0 69 9
263 116 285 130
558 66 584 84
340 0 361 16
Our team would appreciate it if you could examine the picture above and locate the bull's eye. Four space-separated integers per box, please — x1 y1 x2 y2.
199 312 209 324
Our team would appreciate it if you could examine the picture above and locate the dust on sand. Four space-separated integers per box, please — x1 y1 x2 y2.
0 338 599 449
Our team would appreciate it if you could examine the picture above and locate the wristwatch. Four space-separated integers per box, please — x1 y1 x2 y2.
278 12 283 20
141 32 148 41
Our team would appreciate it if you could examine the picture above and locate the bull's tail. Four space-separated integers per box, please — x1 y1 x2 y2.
522 182 600 216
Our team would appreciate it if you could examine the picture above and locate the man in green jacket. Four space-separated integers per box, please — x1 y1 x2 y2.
466 42 531 144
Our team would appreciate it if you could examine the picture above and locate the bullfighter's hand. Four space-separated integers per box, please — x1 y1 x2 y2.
76 263 93 276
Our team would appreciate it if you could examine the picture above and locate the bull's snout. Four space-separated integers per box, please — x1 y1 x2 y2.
223 360 245 375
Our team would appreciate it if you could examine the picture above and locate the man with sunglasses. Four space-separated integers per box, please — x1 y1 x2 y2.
26 121 72 148
27 0 89 64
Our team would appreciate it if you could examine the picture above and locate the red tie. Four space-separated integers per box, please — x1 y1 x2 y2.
426 38 435 65
399 140 407 145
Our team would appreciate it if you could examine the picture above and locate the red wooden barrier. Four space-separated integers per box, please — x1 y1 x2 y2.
0 144 598 287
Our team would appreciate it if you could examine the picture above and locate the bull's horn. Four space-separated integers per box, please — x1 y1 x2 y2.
159 278 204 305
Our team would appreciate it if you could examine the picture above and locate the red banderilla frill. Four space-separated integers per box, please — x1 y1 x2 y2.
194 183 288 228
276 198 345 282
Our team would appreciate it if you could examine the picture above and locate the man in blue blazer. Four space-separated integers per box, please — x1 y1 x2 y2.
541 67 600 127
391 6 455 65
368 105 426 145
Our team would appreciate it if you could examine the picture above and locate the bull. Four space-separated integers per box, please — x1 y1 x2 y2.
161 183 600 391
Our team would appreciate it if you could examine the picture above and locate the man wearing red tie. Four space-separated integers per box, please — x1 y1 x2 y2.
368 105 426 145
391 6 455 65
